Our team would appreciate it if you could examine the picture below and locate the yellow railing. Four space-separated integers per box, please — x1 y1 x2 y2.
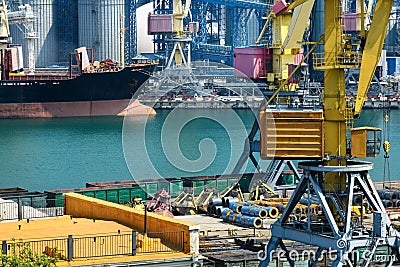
345 96 355 130
313 52 362 69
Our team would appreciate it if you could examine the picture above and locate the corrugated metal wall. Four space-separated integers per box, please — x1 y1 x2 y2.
9 0 130 68
78 0 126 62
9 0 59 68
246 11 259 45
31 0 59 67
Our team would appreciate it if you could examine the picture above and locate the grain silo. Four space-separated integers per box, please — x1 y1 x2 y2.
9 0 59 68
78 0 126 62
247 11 260 45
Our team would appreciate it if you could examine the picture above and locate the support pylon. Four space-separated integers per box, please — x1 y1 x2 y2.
259 160 400 266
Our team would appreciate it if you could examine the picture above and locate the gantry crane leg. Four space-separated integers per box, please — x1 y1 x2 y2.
260 161 400 266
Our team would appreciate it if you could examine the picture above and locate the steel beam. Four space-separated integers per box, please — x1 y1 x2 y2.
195 0 270 10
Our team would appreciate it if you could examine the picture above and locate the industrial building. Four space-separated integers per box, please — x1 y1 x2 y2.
6 0 268 68
5 0 400 71
8 0 137 67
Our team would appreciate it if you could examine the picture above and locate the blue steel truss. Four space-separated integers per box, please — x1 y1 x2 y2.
194 0 268 10
57 0 78 64
191 1 222 46
151 0 271 65
125 0 137 63
6 0 22 11
152 0 173 54
232 7 252 47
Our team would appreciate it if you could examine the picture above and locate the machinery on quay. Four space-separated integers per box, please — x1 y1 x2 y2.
246 0 400 265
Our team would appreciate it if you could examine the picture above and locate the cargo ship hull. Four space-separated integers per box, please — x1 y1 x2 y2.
0 99 132 118
0 64 153 118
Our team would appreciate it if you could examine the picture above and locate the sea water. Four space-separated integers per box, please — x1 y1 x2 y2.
0 109 398 191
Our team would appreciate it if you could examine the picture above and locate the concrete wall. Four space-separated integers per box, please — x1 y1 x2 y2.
64 193 199 255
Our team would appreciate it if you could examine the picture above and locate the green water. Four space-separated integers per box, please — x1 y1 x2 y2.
0 109 398 191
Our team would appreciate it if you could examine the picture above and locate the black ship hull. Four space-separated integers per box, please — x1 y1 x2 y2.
0 64 154 118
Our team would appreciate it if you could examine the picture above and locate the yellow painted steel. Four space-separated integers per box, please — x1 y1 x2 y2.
321 0 390 191
272 12 292 82
64 193 196 254
260 110 324 159
259 36 323 113
172 0 192 65
282 0 315 49
351 127 382 158
259 0 391 162
354 0 394 116
261 0 315 87
173 0 191 35
357 0 365 37
286 0 310 11
323 0 347 158
321 0 347 192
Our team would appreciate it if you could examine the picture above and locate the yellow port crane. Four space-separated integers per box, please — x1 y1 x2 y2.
163 0 192 68
256 0 315 91
149 0 193 68
253 0 399 265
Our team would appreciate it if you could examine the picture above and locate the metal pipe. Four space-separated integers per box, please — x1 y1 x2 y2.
215 205 223 217
289 215 297 222
235 213 243 224
250 207 268 219
241 206 251 216
240 201 254 206
245 216 262 228
210 198 223 206
382 199 393 208
266 206 279 219
383 191 396 200
293 206 302 216
221 209 233 221
229 202 243 213
219 207 229 218
225 197 239 208
393 200 400 208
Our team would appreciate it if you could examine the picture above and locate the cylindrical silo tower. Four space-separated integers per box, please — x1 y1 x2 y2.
9 0 59 68
78 0 126 62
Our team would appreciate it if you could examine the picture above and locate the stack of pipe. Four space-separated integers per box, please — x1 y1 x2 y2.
222 197 239 208
229 202 243 213
219 200 281 228
378 189 400 209
222 209 263 228
240 204 279 219
214 196 329 226
207 198 223 217
254 197 324 220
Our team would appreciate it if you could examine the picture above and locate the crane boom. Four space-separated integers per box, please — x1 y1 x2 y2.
354 0 393 116
282 0 314 49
